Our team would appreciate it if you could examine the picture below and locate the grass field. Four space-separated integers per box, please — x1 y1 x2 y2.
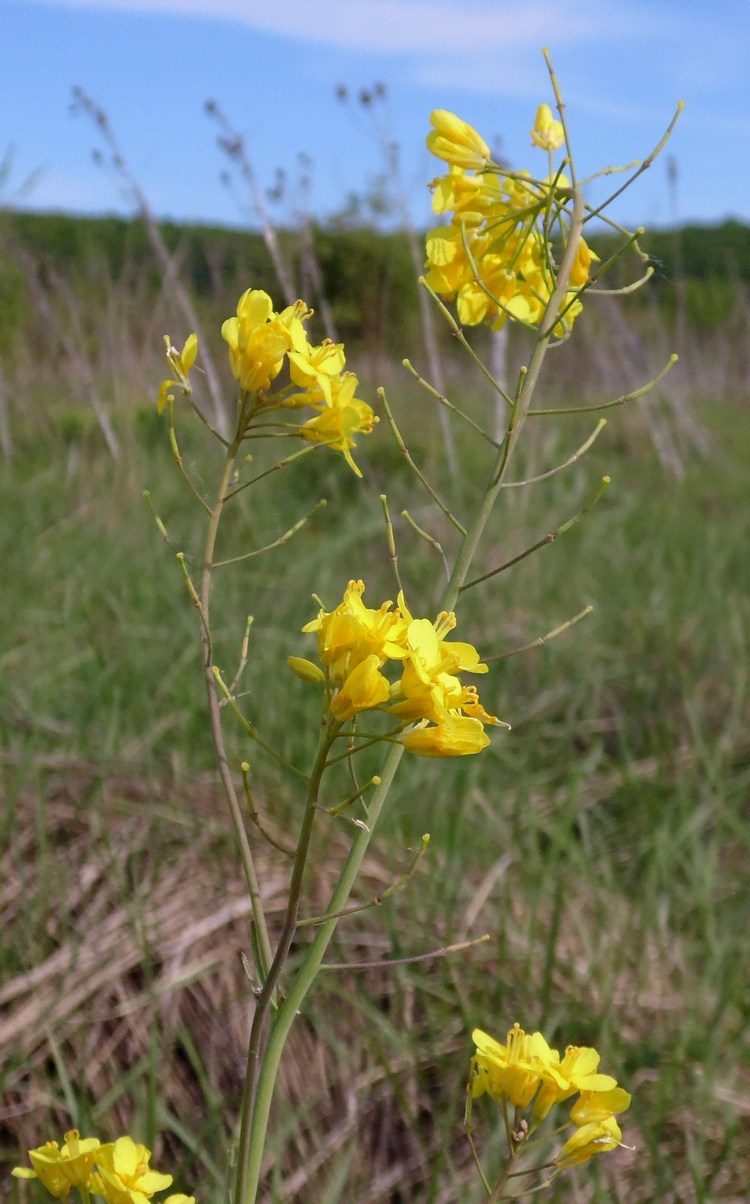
2 319 749 1202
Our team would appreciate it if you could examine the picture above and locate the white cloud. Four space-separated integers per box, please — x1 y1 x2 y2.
20 0 667 55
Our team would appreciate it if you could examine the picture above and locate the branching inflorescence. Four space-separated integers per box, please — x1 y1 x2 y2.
15 52 682 1204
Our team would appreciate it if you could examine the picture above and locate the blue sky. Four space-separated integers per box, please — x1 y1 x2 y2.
1 0 746 232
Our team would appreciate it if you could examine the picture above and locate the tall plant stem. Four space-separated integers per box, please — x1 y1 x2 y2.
239 739 405 1202
237 192 584 1203
233 718 341 1204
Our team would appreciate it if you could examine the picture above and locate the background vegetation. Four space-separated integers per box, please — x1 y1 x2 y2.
1 207 749 1202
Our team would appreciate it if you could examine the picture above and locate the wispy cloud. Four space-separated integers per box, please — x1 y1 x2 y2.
21 0 668 55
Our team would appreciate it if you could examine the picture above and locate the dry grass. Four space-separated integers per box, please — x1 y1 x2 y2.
4 751 749 1202
1 760 472 1201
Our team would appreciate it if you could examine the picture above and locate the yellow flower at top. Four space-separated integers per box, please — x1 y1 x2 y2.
424 105 594 337
12 1130 101 1198
531 102 565 151
427 110 491 171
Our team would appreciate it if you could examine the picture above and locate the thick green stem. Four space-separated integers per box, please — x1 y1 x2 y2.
240 739 405 1201
234 717 341 1204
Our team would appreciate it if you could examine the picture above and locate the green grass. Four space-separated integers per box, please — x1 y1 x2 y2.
2 383 749 1202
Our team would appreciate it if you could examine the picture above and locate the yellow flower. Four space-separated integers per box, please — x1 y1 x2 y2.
302 580 407 683
288 337 347 406
390 617 479 722
330 654 392 720
389 600 499 740
555 1116 623 1168
401 714 490 757
533 1044 618 1122
531 102 565 151
424 225 477 300
471 1024 563 1108
12 1130 101 1198
430 166 503 224
424 109 591 335
158 333 198 413
427 110 490 171
570 1085 632 1125
456 261 520 328
93 1136 181 1204
568 236 600 289
221 289 310 395
301 584 501 753
298 372 377 477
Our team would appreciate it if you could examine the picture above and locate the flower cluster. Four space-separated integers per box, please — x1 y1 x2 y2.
471 1024 631 1171
12 1131 193 1204
424 108 598 334
159 289 377 477
221 288 377 476
294 579 504 757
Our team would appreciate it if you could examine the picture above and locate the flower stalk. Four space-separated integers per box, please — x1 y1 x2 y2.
155 66 679 1203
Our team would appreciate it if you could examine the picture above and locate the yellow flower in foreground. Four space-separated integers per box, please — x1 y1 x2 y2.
301 582 501 756
12 1130 101 1198
401 714 490 757
221 288 310 395
93 1136 186 1204
469 1023 631 1175
391 614 483 722
427 109 490 170
471 1024 562 1108
330 654 391 720
288 337 347 406
303 579 407 681
531 102 565 151
533 1043 618 1122
570 1086 632 1125
555 1116 623 1168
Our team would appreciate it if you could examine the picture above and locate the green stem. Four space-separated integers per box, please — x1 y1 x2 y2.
240 739 404 1201
234 717 342 1204
236 190 585 1203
